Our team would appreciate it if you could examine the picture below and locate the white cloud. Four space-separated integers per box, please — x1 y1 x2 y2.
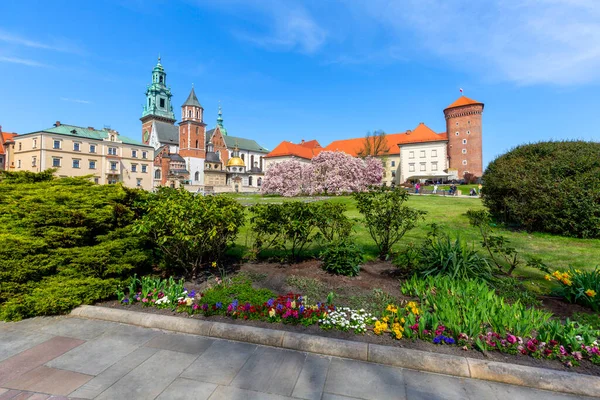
348 0 600 85
0 29 82 54
0 56 46 67
60 97 92 104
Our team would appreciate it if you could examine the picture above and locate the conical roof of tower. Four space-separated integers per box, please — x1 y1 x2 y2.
182 87 202 108
444 95 483 111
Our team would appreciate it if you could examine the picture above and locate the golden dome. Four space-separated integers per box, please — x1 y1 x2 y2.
227 156 245 167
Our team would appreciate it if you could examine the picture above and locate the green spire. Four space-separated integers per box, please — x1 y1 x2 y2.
142 56 175 121
217 103 227 135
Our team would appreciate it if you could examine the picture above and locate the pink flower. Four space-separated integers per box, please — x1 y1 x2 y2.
517 345 527 355
142 298 148 303
559 346 567 356
506 334 517 344
572 352 583 360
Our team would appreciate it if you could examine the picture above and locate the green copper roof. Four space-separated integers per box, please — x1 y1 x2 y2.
21 124 152 147
182 87 202 108
142 57 175 121
216 105 227 135
223 135 269 153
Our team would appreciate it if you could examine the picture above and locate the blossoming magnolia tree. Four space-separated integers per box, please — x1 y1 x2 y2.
262 151 384 196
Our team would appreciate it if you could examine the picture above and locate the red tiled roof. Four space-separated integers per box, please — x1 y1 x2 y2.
265 140 323 159
323 123 448 157
445 95 482 110
0 132 17 155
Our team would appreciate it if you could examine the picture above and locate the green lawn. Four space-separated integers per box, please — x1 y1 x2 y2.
227 194 600 293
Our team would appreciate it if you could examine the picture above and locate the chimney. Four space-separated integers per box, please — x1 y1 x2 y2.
54 121 61 127
406 130 411 135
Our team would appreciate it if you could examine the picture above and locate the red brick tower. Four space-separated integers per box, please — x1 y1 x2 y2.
444 96 484 178
179 86 206 158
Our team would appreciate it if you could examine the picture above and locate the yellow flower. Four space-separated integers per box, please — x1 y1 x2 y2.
211 261 217 268
268 308 276 318
552 271 562 279
393 329 403 339
585 289 597 298
544 274 552 281
373 320 389 335
291 301 296 309
575 269 582 274
400 317 405 324
386 304 398 313
382 316 389 323
411 307 420 315
406 301 418 309
562 279 572 286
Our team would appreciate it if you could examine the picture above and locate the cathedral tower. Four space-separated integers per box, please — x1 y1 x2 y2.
444 96 484 178
141 56 176 144
179 86 206 184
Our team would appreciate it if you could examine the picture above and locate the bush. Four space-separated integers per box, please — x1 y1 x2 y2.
199 276 274 308
320 239 363 276
0 173 152 321
249 201 353 261
135 188 245 278
353 186 426 259
482 141 600 238
546 268 600 311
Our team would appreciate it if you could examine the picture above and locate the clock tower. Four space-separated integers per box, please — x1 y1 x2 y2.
140 56 176 145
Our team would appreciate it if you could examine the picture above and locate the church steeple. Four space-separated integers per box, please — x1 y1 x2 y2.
141 56 175 123
216 104 227 136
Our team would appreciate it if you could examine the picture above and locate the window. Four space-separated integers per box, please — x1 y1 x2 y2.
110 161 118 171
249 176 253 186
110 135 115 141
94 177 99 184
391 161 395 167
468 120 471 125
456 122 459 126
53 140 61 149
455 132 459 136
409 151 414 159
195 140 198 148
391 171 396 177
257 177 262 187
409 163 415 172
462 139 467 144
108 147 117 155
467 130 471 135
108 178 118 184
32 156 37 167
73 142 80 151
136 178 142 187
17 159 21 168
382 161 386 167
431 150 437 157
241 154 245 161
159 76 163 84
188 110 191 118
141 165 147 173
196 111 199 119
90 144 96 153
230 152 234 158
18 142 22 151
89 160 96 169
131 164 137 172
420 150 425 158
195 127 199 135
154 170 161 179
160 98 165 108
194 171 199 181
462 149 467 154
142 151 147 159
52 158 61 167
132 150 138 158
72 159 80 168
420 163 426 172
33 139 37 149
462 160 468 165
432 162 438 171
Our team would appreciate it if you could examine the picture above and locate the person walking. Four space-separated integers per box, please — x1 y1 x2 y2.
433 184 438 194
415 182 420 194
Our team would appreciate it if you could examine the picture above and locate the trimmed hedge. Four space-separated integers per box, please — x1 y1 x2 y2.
482 141 600 238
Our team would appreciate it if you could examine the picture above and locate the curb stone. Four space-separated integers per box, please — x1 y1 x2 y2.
70 306 600 398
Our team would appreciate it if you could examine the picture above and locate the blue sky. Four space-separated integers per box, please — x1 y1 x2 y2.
1 0 599 167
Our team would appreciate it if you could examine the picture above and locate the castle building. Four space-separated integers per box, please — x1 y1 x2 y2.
140 57 269 191
265 95 484 185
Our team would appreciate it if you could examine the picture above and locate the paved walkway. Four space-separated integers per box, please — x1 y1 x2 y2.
0 316 595 400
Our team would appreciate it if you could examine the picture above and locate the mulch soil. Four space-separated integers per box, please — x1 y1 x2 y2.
97 260 600 376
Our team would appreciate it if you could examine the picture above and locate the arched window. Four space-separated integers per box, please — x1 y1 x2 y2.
148 98 151 107
195 140 198 148
248 176 253 186
241 154 245 161
230 152 234 158
196 111 199 119
194 171 199 181
257 177 262 187
154 170 161 179
251 155 254 168
159 76 163 83
259 156 263 170
188 110 191 118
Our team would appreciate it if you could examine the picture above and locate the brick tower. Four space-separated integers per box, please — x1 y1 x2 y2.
179 86 206 184
443 96 484 178
140 56 176 145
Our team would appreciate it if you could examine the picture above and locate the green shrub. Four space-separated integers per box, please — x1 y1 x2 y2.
320 239 363 276
482 141 600 238
0 173 152 321
135 188 245 278
353 186 426 259
401 275 552 338
547 267 600 311
200 276 274 307
313 202 352 242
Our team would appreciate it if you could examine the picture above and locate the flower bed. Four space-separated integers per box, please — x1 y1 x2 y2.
116 274 600 368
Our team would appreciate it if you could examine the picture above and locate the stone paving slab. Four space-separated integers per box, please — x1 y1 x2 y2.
2 366 92 396
0 330 55 363
144 332 214 355
155 378 217 400
0 337 85 386
291 353 331 400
